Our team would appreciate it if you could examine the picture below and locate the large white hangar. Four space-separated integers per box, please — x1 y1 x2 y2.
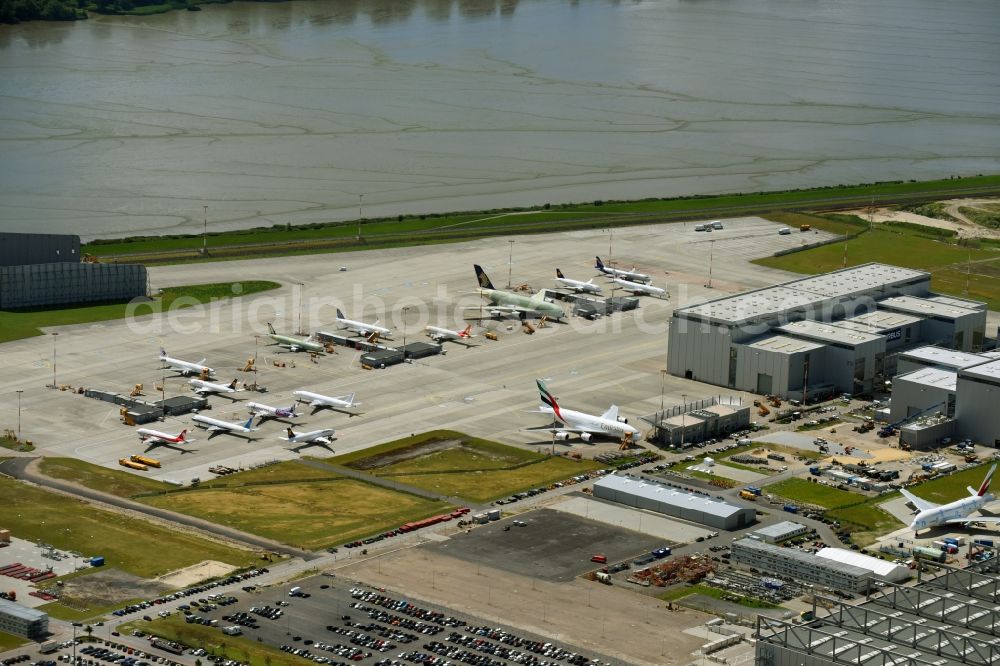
666 263 988 399
592 474 756 531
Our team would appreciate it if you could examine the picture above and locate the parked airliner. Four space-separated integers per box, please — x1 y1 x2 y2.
903 464 1000 532
526 379 640 443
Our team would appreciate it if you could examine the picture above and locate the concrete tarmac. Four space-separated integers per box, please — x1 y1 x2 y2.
1 217 828 484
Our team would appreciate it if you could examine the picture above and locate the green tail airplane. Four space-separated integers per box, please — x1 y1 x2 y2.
470 265 565 320
266 322 326 353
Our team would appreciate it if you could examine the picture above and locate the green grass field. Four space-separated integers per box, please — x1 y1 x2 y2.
197 461 339 489
767 478 860 509
754 222 1000 309
0 280 280 343
0 631 29 650
39 457 173 498
82 175 1000 264
41 597 146 623
0 476 258 578
122 616 299 666
904 463 995 504
0 436 33 452
331 430 602 503
826 503 902 547
140 477 452 550
658 583 780 609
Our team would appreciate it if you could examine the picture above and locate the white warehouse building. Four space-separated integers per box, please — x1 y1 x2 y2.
592 474 756 530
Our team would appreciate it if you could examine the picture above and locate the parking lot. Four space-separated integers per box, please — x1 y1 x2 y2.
154 574 623 666
426 509 664 583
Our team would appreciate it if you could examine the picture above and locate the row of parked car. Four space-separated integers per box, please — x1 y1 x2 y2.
349 589 465 629
331 621 418 646
113 569 268 617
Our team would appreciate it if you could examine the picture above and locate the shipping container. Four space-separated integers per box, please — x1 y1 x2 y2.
90 556 105 567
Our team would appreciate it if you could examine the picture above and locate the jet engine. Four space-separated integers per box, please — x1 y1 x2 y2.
580 432 593 443
554 432 571 441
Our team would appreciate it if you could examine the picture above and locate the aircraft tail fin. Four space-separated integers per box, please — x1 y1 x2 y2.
286 427 295 439
267 322 276 335
341 392 357 407
460 324 472 337
178 429 187 441
536 379 563 422
600 405 620 422
336 308 346 320
530 289 549 302
556 268 565 279
474 264 495 290
595 256 605 270
228 379 238 390
197 358 207 366
242 416 255 430
159 348 167 358
976 464 996 496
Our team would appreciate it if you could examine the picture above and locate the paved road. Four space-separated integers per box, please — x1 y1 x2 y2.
0 457 318 561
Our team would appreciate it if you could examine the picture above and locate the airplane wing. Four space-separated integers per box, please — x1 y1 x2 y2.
943 516 1000 525
315 437 333 445
522 423 589 433
600 405 620 422
207 428 226 439
900 488 938 513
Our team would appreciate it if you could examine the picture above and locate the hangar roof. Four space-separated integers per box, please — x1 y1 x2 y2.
896 367 958 391
878 295 980 320
745 334 825 355
778 319 883 346
674 263 929 326
899 345 992 370
816 547 910 580
594 474 747 519
0 598 47 621
842 309 924 331
960 359 1000 382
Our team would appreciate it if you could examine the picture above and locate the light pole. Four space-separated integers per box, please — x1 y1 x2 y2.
16 390 23 440
202 205 208 255
707 239 715 289
401 307 410 347
506 240 515 289
51 332 58 389
358 194 364 241
293 282 305 336
680 393 687 446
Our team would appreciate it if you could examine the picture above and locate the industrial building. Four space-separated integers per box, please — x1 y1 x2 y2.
814 548 910 584
643 396 751 447
889 346 1000 447
0 232 147 309
756 555 1000 666
731 538 874 593
750 521 809 544
0 598 48 638
666 263 988 399
592 474 755 530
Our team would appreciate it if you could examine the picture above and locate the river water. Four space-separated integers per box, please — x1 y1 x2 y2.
1 0 998 239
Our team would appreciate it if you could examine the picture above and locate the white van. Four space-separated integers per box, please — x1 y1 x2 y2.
778 227 792 235
693 224 706 231
222 626 242 636
711 220 724 230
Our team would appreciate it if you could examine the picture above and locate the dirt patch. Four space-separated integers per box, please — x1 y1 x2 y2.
335 548 711 666
51 568 170 610
156 560 238 589
348 438 461 470
844 200 1000 239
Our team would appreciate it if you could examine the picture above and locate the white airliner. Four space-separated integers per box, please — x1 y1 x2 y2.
594 256 651 284
137 428 189 447
159 349 214 377
279 426 336 446
246 402 299 422
611 277 667 298
903 464 1000 533
293 390 361 415
328 309 392 338
189 378 240 396
555 269 602 294
425 324 475 343
191 414 257 440
526 379 641 443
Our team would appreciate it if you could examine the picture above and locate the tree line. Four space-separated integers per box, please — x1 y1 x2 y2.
0 0 209 24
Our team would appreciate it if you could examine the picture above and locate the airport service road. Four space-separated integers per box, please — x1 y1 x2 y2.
0 217 825 483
